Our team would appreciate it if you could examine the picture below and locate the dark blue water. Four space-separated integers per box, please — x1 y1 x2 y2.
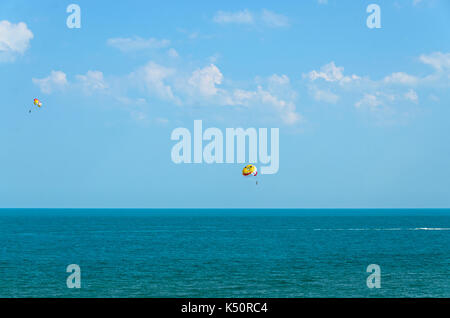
0 209 449 297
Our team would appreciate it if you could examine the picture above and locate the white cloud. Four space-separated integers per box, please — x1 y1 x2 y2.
188 64 223 97
168 48 179 58
208 54 221 64
310 87 340 104
176 28 203 40
130 110 147 121
32 71 68 94
318 0 328 4
226 74 301 124
419 52 450 71
340 74 362 84
355 93 383 110
230 89 257 105
107 36 170 52
383 72 419 85
75 71 108 94
429 94 440 102
256 86 300 124
268 74 290 86
266 74 297 101
306 62 360 84
188 32 199 39
404 89 419 103
354 91 408 112
30 62 301 125
156 117 169 124
213 9 289 28
307 62 344 82
353 88 418 116
33 70 109 96
0 20 33 62
261 9 289 28
131 61 177 101
115 96 146 106
304 53 450 117
213 10 254 24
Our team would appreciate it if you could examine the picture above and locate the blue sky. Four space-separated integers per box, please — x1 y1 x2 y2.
1 0 449 208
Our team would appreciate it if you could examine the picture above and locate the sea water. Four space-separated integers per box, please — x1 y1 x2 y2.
0 209 449 297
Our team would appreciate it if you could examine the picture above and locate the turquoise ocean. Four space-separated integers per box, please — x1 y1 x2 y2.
0 209 449 298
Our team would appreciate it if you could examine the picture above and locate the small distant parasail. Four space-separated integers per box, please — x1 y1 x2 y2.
29 98 43 113
33 98 42 107
242 164 258 177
